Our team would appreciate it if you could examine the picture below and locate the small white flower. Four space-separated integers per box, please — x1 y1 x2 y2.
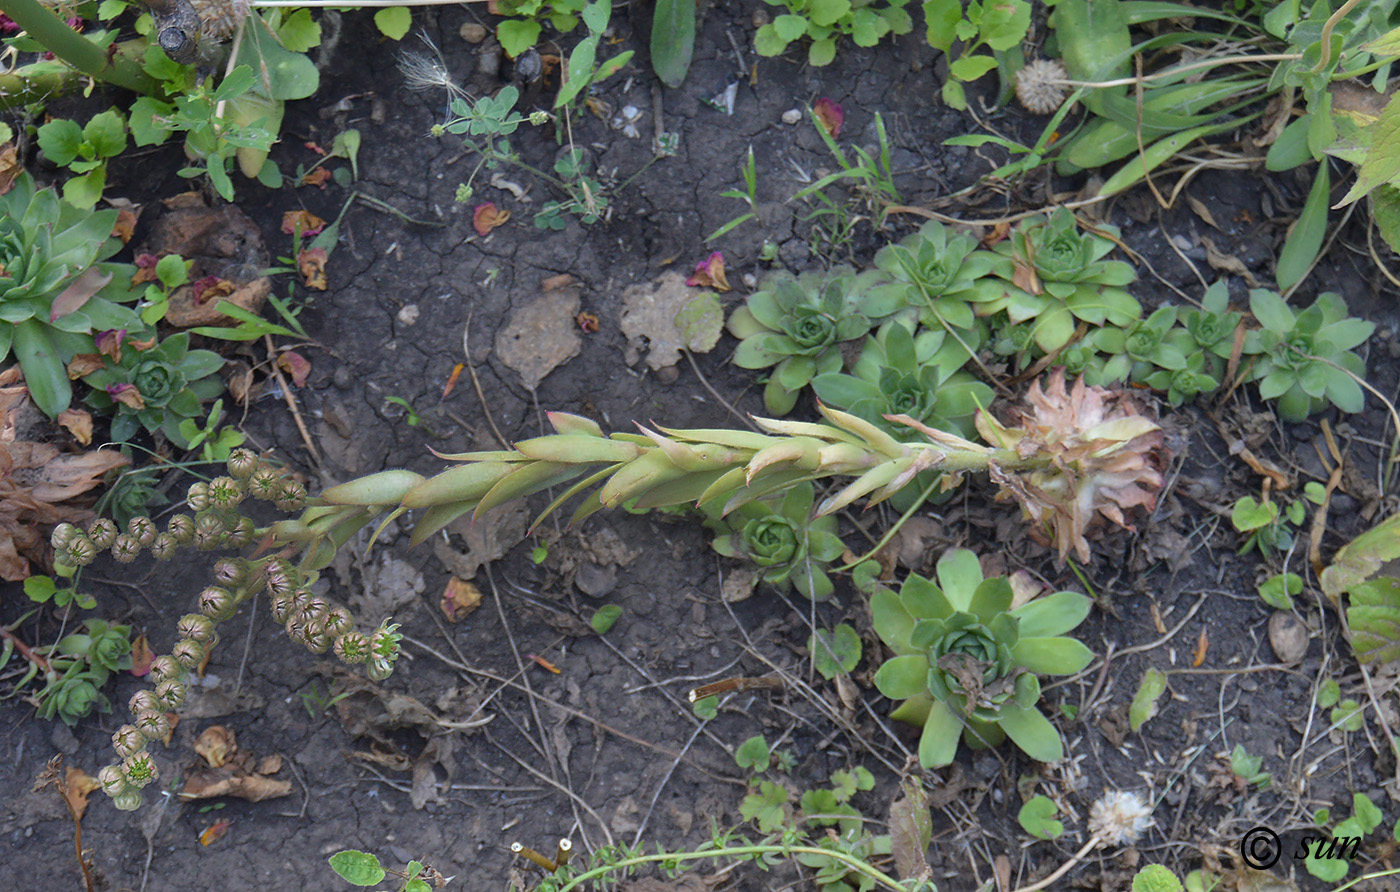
1089 790 1155 846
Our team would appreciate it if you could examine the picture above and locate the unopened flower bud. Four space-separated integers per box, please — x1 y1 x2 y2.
186 481 211 511
198 585 237 621
155 679 187 710
171 638 207 669
112 724 146 760
192 513 224 550
111 789 143 810
122 751 159 787
99 764 132 797
150 533 177 560
323 606 354 638
128 516 158 546
367 660 394 682
66 537 97 567
51 523 80 550
166 514 194 544
269 594 294 624
129 690 161 716
264 560 298 597
227 448 259 480
135 710 171 742
176 613 216 643
284 616 309 644
111 534 142 563
304 628 334 654
148 655 185 686
208 476 244 509
529 110 549 126
334 631 371 664
223 516 255 548
247 467 282 501
212 558 249 589
87 517 118 548
274 480 307 512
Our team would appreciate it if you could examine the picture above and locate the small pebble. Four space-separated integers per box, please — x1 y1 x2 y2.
752 9 769 26
477 42 502 78
656 365 679 385
397 304 420 326
460 22 487 44
333 366 352 389
781 108 802 125
575 562 618 597
1268 611 1309 664
742 273 758 289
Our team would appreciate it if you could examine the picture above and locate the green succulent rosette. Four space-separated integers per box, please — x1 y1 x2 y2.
872 549 1094 767
0 172 142 416
82 330 225 445
867 220 998 332
728 266 899 414
710 482 845 600
1243 289 1372 422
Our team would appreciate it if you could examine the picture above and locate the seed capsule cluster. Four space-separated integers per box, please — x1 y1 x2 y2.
57 449 399 810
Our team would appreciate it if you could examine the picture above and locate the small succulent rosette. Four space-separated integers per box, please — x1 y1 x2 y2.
872 549 1094 767
709 482 845 600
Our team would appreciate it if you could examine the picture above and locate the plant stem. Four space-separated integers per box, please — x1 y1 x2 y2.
551 843 910 892
0 0 159 95
1 625 50 672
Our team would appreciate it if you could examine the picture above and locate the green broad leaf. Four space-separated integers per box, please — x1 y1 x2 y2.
949 54 998 82
128 97 174 147
1011 637 1094 676
328 850 386 886
1052 0 1132 88
1347 577 1400 664
62 169 106 210
581 0 611 34
1341 91 1400 206
589 604 622 634
374 7 412 40
1232 496 1278 533
774 13 809 42
1129 667 1167 732
405 881 431 892
37 119 83 167
809 37 837 67
1322 513 1400 602
810 624 861 679
692 695 718 719
1258 573 1302 610
498 20 542 56
850 8 887 47
874 654 931 700
235 21 319 100
97 0 126 20
594 50 633 83
1267 116 1312 171
277 9 322 51
11 319 71 417
996 701 1063 763
1353 792 1384 833
556 36 599 108
1018 794 1064 840
917 699 961 767
1276 164 1329 291
753 24 791 57
156 253 189 289
651 0 695 88
935 548 983 608
808 0 851 27
24 575 58 603
923 0 962 52
941 79 967 110
735 734 771 772
1304 846 1349 882
979 0 1030 51
83 109 127 158
1011 591 1092 638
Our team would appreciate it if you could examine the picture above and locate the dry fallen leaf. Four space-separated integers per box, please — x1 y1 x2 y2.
0 142 20 195
193 725 237 768
813 97 844 138
281 209 326 236
276 350 311 387
139 204 272 328
199 819 232 846
298 247 328 291
56 408 93 446
495 276 582 390
619 271 715 370
64 766 100 821
48 269 113 322
107 383 145 410
473 202 510 237
129 633 154 677
432 501 529 582
685 251 730 292
300 167 332 188
111 207 138 244
440 577 483 622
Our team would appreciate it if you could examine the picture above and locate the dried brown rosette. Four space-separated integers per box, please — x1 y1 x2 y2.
976 370 1167 563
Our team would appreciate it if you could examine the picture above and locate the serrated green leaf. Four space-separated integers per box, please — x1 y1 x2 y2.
735 734 771 772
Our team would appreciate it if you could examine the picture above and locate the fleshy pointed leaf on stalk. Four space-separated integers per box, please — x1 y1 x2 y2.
569 489 608 527
327 510 374 549
515 434 642 463
746 437 825 481
547 411 604 437
637 425 710 470
301 538 338 572
918 699 963 768
817 402 908 457
322 470 427 506
1011 591 1093 637
874 654 932 700
530 465 621 531
886 413 988 451
871 587 916 653
816 442 884 473
308 505 367 534
365 506 410 552
403 461 519 508
598 451 690 507
871 450 941 503
818 460 907 515
718 468 814 515
1010 637 1095 675
659 427 777 451
753 416 864 446
936 548 984 609
269 519 315 541
631 468 730 509
409 499 480 546
476 462 584 517
994 702 1063 763
427 446 530 462
697 466 749 508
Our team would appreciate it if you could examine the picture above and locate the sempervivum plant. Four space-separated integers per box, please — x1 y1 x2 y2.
709 482 845 600
728 266 899 414
1243 289 1372 422
0 172 141 416
867 220 998 332
79 330 225 445
977 208 1141 353
872 549 1094 767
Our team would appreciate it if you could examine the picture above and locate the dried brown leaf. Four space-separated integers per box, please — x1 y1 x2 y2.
193 725 237 768
440 576 483 622
56 408 93 446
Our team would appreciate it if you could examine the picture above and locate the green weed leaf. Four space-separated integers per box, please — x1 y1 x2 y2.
328 850 386 886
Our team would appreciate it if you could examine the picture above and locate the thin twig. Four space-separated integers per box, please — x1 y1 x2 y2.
462 312 510 449
263 334 321 465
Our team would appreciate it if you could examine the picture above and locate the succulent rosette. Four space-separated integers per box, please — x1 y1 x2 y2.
868 220 999 331
872 549 1094 767
1243 289 1372 422
81 330 225 444
728 266 899 414
710 482 845 599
